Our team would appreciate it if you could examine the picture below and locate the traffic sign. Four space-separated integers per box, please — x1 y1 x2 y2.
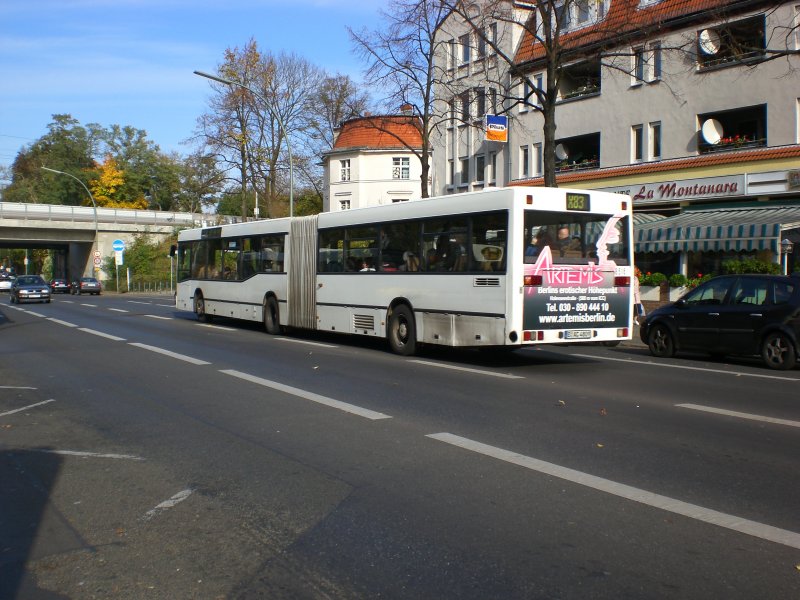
94 250 101 258
112 239 125 252
93 257 101 265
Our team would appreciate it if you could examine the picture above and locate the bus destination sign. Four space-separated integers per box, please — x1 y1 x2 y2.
566 193 590 212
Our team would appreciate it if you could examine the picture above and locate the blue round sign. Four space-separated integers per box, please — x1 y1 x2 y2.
112 239 125 252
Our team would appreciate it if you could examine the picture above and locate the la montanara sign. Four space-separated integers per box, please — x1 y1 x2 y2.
600 174 745 205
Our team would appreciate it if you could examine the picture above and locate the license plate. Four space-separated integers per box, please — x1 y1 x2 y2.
564 330 591 340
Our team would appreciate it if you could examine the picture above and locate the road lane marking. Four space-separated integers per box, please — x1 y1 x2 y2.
571 353 800 382
34 449 144 461
143 488 194 521
409 359 524 380
108 308 129 313
427 432 800 550
24 310 46 317
145 314 171 320
156 304 174 308
197 323 238 332
676 403 800 428
80 303 97 307
79 328 127 342
0 386 37 390
128 343 211 365
221 369 392 420
47 318 78 327
128 301 152 305
0 399 56 416
273 337 338 348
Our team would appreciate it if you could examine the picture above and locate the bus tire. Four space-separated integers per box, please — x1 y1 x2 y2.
388 304 416 356
194 292 213 323
264 296 281 335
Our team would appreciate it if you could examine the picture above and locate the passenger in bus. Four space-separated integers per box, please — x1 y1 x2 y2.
401 251 420 272
360 257 376 271
448 232 468 271
556 226 582 257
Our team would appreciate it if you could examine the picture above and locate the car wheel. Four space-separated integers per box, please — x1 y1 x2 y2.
648 323 676 358
761 332 796 370
387 304 416 356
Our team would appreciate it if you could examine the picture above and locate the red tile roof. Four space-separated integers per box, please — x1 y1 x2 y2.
515 0 759 65
510 144 800 187
333 115 423 151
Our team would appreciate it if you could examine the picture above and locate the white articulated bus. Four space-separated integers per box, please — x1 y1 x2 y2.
175 187 633 354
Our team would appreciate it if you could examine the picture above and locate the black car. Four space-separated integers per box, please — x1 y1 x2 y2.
640 274 800 370
10 275 52 304
71 277 102 295
50 278 71 294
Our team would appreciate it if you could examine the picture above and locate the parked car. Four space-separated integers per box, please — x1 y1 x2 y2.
0 273 15 292
640 274 800 370
50 278 71 294
71 277 102 295
10 275 51 304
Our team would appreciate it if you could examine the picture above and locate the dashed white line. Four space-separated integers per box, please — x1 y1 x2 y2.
676 403 800 428
24 310 46 317
79 328 127 342
427 432 800 550
143 488 194 521
0 386 37 390
156 304 174 308
571 353 800 382
144 314 171 320
0 399 56 417
128 343 211 365
128 301 152 305
47 318 78 327
197 323 238 332
108 308 129 313
409 359 524 380
273 337 338 348
221 369 392 420
34 449 144 461
80 303 97 307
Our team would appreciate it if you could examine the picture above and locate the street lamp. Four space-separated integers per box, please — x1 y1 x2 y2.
780 238 794 276
194 70 295 217
42 166 99 277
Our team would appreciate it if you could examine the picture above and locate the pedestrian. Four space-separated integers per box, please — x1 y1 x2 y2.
633 267 645 325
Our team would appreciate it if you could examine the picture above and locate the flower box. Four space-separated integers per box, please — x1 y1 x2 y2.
640 285 660 301
669 286 689 301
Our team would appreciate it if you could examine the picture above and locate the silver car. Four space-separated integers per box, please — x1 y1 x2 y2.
10 275 52 304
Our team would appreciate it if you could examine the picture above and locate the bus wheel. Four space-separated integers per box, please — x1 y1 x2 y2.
264 296 281 335
388 305 416 356
194 292 213 323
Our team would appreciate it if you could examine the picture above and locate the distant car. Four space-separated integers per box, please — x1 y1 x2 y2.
10 275 51 304
0 273 15 292
50 278 71 294
640 274 800 370
71 277 102 295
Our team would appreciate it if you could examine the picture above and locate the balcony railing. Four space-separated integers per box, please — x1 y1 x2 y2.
560 84 600 101
698 137 766 154
698 50 764 70
555 158 600 172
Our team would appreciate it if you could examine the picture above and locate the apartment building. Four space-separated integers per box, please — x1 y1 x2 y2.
322 112 427 212
433 0 800 276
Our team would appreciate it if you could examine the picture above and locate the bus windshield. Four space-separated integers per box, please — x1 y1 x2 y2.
523 211 630 266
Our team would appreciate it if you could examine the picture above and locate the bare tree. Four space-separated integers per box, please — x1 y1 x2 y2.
349 0 455 198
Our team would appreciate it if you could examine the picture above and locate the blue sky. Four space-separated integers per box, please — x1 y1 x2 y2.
0 0 381 173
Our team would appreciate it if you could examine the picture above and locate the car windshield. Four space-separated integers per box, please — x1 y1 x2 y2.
17 276 46 285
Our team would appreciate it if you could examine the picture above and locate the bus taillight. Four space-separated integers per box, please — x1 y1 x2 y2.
614 276 631 286
523 330 544 342
524 274 543 286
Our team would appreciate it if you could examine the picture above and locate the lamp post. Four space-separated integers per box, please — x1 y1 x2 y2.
194 70 294 217
42 166 99 277
780 238 794 276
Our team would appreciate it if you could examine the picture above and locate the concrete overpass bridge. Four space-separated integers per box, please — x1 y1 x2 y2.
0 202 233 280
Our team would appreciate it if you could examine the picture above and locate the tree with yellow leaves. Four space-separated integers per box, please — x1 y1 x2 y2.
88 156 148 209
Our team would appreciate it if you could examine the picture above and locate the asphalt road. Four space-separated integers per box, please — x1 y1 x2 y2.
1 292 798 599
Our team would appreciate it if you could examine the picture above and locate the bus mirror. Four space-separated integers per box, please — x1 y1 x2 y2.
169 244 177 257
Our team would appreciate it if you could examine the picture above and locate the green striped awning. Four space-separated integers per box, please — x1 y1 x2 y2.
635 205 800 253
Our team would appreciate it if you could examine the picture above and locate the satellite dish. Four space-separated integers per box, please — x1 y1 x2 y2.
699 29 720 54
555 143 569 160
701 119 724 144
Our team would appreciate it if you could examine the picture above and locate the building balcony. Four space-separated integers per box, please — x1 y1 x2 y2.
699 137 766 154
555 158 600 172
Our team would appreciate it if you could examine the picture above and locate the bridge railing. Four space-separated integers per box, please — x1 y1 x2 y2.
0 202 230 227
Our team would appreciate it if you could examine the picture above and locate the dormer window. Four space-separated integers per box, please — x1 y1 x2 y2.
556 0 607 33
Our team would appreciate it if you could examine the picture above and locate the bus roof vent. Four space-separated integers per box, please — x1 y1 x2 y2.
474 277 500 287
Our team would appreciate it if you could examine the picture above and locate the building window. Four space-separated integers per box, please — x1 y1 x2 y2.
632 125 644 161
633 47 645 83
697 15 766 70
460 33 470 65
488 88 497 114
475 88 487 117
340 200 350 210
533 142 543 175
460 158 470 185
392 157 410 179
340 159 350 182
448 159 455 186
460 91 471 120
650 122 662 159
489 152 498 183
520 145 530 178
448 39 457 71
651 42 662 80
475 155 485 183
